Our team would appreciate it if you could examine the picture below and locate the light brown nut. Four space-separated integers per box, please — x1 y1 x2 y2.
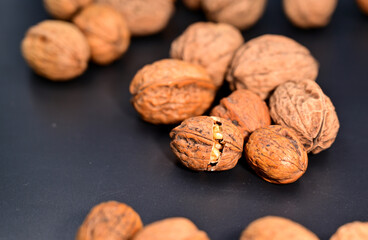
283 0 337 28
170 116 243 171
73 4 130 65
182 0 202 10
170 22 244 88
330 222 368 240
357 0 368 15
211 89 271 139
21 20 90 81
43 0 92 20
245 125 308 184
226 34 319 100
201 0 267 30
95 0 174 36
240 216 319 240
76 201 143 240
269 80 340 154
130 59 216 124
132 217 210 240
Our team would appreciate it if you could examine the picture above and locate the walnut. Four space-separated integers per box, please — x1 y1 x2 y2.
170 116 243 171
73 4 130 65
330 222 368 240
170 22 244 88
201 0 267 30
270 80 340 154
210 89 271 139
132 217 209 240
182 0 202 10
95 0 174 36
226 34 319 100
76 201 143 240
240 216 319 240
43 0 92 20
357 0 368 15
21 20 90 81
245 125 308 184
283 0 337 28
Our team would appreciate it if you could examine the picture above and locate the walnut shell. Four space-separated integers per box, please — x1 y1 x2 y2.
73 4 130 65
170 22 244 88
211 89 271 139
283 0 337 28
182 0 202 10
357 0 368 15
76 201 143 240
330 222 368 240
201 0 267 30
95 0 174 36
245 125 308 184
21 20 90 81
226 34 319 100
240 216 319 240
43 0 92 20
130 59 216 124
132 217 209 240
170 116 244 171
270 80 340 154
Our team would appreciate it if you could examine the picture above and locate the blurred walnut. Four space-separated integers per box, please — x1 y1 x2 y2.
270 80 340 154
95 0 174 36
330 222 368 240
21 20 90 81
210 89 271 139
76 201 143 240
240 216 319 240
182 0 201 10
170 116 243 171
43 0 92 20
227 34 319 99
357 0 368 15
283 0 337 28
201 0 267 30
73 4 130 65
170 22 243 88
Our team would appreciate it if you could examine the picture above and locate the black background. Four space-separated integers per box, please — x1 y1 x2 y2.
1 0 368 239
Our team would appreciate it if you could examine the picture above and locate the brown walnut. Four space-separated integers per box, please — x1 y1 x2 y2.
357 0 368 15
170 22 244 88
240 216 319 240
170 116 243 171
270 79 340 154
227 34 319 100
245 125 308 184
43 0 92 20
73 4 130 65
201 0 267 30
182 0 202 10
21 20 90 81
76 201 143 240
330 222 368 240
210 89 271 139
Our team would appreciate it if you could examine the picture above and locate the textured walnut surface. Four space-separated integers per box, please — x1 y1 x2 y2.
227 34 319 99
357 0 368 14
43 0 92 20
270 80 339 154
330 222 368 240
170 22 243 88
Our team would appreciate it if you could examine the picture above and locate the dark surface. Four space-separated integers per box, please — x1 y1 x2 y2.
1 0 368 239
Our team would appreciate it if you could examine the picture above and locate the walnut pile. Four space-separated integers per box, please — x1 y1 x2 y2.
357 0 368 15
170 22 244 88
330 222 368 240
43 0 92 20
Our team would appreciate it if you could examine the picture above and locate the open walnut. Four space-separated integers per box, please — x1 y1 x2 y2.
357 0 368 15
170 22 244 88
170 116 243 171
330 222 368 240
43 0 92 20
270 79 340 154
227 34 319 100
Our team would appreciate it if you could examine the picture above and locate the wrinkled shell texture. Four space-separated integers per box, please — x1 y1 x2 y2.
133 217 209 240
245 125 308 184
357 0 368 14
170 116 243 171
330 222 368 240
130 59 216 124
21 20 90 81
95 0 174 36
170 22 244 87
76 201 143 240
283 0 337 28
211 89 271 139
270 80 339 154
240 216 319 240
182 0 202 10
43 0 92 20
73 4 130 65
227 34 319 100
201 0 267 30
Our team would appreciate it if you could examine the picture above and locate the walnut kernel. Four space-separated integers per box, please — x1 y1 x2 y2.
43 0 92 20
330 222 368 240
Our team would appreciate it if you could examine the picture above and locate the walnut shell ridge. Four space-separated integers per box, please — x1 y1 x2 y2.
357 0 368 15
43 0 92 20
330 221 368 240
